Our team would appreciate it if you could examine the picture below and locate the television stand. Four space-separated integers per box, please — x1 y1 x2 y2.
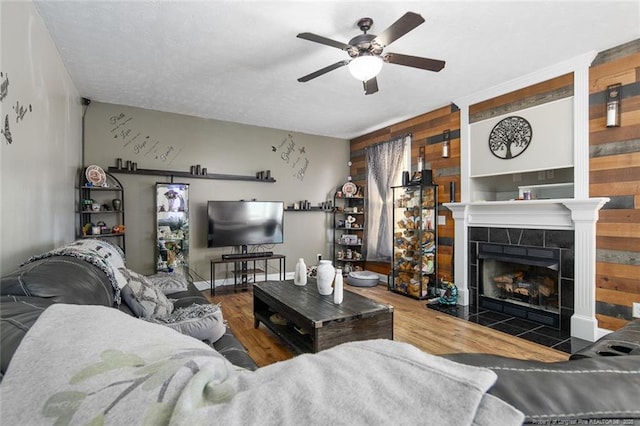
210 254 286 295
221 251 273 260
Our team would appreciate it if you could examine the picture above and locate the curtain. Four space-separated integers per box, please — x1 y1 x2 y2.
365 134 410 262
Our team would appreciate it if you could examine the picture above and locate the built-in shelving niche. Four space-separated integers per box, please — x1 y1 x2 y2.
469 167 574 202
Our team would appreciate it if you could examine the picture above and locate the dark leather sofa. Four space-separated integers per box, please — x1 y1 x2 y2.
2 249 639 424
0 254 257 381
446 319 640 424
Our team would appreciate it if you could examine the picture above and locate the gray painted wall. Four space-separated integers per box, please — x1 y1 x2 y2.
83 102 350 282
0 1 82 274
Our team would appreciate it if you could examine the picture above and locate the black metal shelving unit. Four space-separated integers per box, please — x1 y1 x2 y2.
78 169 126 252
333 192 365 275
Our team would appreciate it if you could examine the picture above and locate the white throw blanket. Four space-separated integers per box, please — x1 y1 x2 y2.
0 305 523 425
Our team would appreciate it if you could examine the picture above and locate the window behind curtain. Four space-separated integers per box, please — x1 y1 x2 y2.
365 135 411 262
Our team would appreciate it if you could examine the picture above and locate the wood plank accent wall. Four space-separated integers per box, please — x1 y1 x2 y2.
350 104 460 278
350 39 639 332
469 73 574 122
589 39 640 331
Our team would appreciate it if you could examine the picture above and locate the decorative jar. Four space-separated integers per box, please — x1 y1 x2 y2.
294 258 307 286
333 269 344 304
316 260 335 295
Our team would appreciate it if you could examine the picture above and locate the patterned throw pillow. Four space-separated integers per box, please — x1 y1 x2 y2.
145 272 189 295
147 303 226 343
119 268 173 319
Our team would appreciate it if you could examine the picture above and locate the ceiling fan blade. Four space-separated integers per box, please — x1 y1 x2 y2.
372 12 425 48
383 52 445 72
363 77 379 95
297 60 349 82
297 32 352 51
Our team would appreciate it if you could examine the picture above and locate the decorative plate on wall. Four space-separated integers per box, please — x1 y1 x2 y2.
342 181 358 197
488 116 533 160
85 165 106 186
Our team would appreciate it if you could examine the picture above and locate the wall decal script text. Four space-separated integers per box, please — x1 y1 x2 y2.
109 112 182 165
272 133 309 181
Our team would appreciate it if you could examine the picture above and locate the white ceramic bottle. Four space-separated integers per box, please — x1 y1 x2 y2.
333 269 344 304
316 260 335 295
294 258 307 286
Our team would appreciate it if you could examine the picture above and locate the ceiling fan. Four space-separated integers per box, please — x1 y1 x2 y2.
296 12 445 95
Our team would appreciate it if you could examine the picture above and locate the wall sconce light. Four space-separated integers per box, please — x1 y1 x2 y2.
418 146 425 171
606 83 621 127
442 129 450 158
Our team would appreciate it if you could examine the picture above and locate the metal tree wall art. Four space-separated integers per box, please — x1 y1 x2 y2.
488 116 532 160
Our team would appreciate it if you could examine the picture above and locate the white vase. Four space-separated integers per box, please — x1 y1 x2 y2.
333 269 344 304
294 258 307 286
316 260 335 295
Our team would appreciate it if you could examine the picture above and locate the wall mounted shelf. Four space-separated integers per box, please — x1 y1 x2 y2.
107 167 276 183
284 207 331 213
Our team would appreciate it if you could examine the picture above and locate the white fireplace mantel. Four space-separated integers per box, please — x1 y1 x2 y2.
450 199 610 230
445 198 609 341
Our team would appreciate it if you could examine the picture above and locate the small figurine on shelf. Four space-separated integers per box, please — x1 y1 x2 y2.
97 221 109 234
164 190 183 212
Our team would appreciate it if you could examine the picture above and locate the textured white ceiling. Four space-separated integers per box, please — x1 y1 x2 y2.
33 1 640 140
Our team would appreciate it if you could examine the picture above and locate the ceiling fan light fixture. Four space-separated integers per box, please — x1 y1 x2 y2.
348 55 383 81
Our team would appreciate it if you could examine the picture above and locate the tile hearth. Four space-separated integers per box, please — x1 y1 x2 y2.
426 303 590 354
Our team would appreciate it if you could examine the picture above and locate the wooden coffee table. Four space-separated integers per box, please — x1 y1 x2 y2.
253 278 393 354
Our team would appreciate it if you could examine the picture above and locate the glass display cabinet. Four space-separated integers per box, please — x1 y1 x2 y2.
156 183 189 273
389 180 438 299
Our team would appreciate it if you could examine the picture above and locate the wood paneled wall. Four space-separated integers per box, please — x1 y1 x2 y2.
469 73 574 122
589 40 640 331
350 39 639 331
349 104 460 278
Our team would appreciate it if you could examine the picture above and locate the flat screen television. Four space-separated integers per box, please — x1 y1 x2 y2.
207 200 284 248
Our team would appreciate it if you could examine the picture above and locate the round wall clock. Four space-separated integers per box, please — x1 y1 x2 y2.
488 116 532 160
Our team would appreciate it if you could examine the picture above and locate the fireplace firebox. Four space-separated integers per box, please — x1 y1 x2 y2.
478 243 561 328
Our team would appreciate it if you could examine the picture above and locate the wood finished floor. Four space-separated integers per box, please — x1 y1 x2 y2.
205 283 569 367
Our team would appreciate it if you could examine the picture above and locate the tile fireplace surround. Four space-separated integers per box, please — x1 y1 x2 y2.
470 227 573 330
446 199 609 342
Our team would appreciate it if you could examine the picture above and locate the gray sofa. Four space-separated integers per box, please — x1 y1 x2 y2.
0 241 257 380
